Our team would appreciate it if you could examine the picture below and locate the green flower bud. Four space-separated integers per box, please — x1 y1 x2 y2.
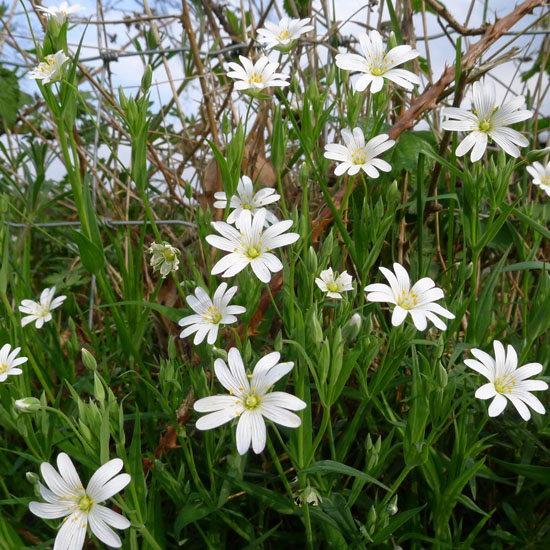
526 147 550 162
342 313 362 343
81 348 97 371
141 65 152 92
15 397 41 413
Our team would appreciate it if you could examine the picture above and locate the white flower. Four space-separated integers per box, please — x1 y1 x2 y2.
256 17 313 51
148 241 180 278
315 268 353 299
324 128 395 177
226 55 289 92
465 340 548 420
19 286 67 329
178 283 246 345
441 81 533 162
194 347 306 454
29 453 131 550
364 262 455 331
37 2 84 24
213 175 280 229
526 161 550 196
335 31 420 94
206 210 299 283
29 50 70 84
0 344 28 382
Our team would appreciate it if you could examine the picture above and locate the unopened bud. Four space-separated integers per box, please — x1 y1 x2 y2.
526 147 550 163
81 349 97 371
342 313 362 343
15 397 41 413
141 65 152 92
26 472 40 484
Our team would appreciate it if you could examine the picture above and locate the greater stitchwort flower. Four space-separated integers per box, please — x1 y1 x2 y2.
315 268 353 299
335 30 420 93
206 210 299 283
19 286 66 329
226 56 289 93
465 340 548 420
29 50 70 84
213 175 280 229
194 348 306 454
148 241 180 278
527 161 550 196
365 263 455 331
256 17 313 51
36 2 84 24
324 128 395 177
178 283 246 345
29 453 131 550
0 344 28 382
441 81 533 162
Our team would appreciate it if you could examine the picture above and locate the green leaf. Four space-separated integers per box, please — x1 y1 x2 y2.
0 68 20 129
391 131 436 173
300 460 391 492
71 230 105 274
371 505 426 543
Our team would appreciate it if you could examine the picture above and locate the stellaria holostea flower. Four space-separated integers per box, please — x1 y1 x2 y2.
465 340 548 420
226 56 289 93
213 175 280 229
178 283 246 345
194 347 306 454
441 81 533 162
526 161 550 196
148 241 180 278
36 2 84 24
335 30 420 94
206 209 299 283
315 268 353 299
0 344 28 382
324 128 395 177
29 50 70 84
19 286 66 329
365 262 455 331
29 453 131 550
256 17 313 51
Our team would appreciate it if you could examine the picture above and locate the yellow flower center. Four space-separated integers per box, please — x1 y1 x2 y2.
397 290 418 310
245 393 261 410
278 29 291 41
478 119 493 133
327 282 339 293
0 363 7 374
162 249 176 262
494 374 515 394
78 494 95 513
371 66 385 76
246 246 261 259
211 312 222 324
40 309 49 317
351 147 367 165
541 176 550 187
249 72 263 84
